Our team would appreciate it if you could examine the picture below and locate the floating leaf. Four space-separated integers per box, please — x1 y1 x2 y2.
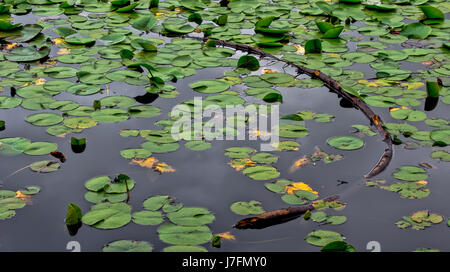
24 142 58 155
237 55 260 71
305 230 343 247
82 202 132 229
30 160 60 173
393 166 428 182
230 201 265 215
103 240 152 252
167 207 215 226
400 22 431 39
327 136 364 150
321 241 356 252
242 165 280 180
157 223 212 245
132 211 164 226
65 203 82 226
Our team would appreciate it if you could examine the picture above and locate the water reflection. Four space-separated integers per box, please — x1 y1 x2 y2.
339 97 354 108
424 97 439 111
134 92 159 104
66 222 82 236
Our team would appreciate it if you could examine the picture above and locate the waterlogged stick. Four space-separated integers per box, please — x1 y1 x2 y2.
234 195 340 229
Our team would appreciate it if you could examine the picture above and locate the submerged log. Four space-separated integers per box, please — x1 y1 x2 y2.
234 195 340 229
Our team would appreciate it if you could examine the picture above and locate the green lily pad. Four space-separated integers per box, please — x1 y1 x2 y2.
100 96 135 108
430 129 450 145
390 109 427 122
103 240 153 252
279 124 309 138
260 73 294 85
132 211 164 226
5 46 50 62
250 153 278 164
327 136 364 150
0 137 31 155
190 80 230 94
400 22 432 39
157 223 213 245
393 166 428 181
143 195 174 211
82 202 132 229
230 200 265 215
305 230 344 247
167 207 215 226
23 142 58 155
0 97 22 109
185 141 212 151
163 245 208 252
120 149 152 159
242 165 280 180
26 113 63 127
30 160 60 173
141 142 179 153
91 109 130 123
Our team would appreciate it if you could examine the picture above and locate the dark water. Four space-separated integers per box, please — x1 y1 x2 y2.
1 14 449 252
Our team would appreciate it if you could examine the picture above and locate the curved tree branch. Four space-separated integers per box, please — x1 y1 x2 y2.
186 35 393 179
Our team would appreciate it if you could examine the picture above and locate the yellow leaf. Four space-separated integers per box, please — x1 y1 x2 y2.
132 157 158 168
216 232 236 240
401 82 424 90
154 162 175 173
416 180 428 185
285 182 318 195
15 191 32 205
262 68 277 74
57 48 71 55
53 38 65 45
193 28 201 33
289 156 311 173
6 43 18 50
293 44 305 55
34 78 46 85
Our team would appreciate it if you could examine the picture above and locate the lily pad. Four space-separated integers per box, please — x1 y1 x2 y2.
103 240 153 252
26 113 63 127
82 202 132 229
327 136 364 150
242 165 280 180
190 80 230 94
167 207 215 226
305 230 344 247
132 211 164 226
230 201 264 215
23 142 58 155
157 223 212 245
393 166 428 181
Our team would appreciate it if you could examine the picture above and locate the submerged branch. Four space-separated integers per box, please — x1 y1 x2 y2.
234 195 340 229
186 35 393 179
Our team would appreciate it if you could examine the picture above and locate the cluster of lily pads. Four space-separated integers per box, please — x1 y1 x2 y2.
0 137 57 155
0 186 40 220
0 0 448 252
80 177 216 252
